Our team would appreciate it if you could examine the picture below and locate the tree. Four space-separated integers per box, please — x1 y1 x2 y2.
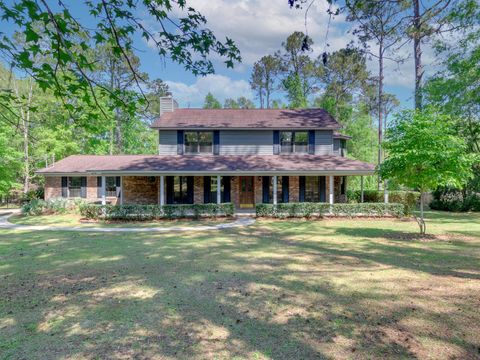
379 108 477 234
276 31 318 106
317 47 371 121
223 98 239 109
203 92 222 109
0 0 240 121
237 97 255 109
345 0 407 185
250 55 280 108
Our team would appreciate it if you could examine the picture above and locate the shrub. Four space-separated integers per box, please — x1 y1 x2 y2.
21 197 85 216
79 203 235 221
20 188 44 204
256 202 405 218
346 190 420 215
430 187 480 212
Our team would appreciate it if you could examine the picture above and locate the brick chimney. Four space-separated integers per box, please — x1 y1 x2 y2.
160 93 178 117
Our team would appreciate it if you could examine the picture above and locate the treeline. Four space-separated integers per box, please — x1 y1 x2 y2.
0 45 169 195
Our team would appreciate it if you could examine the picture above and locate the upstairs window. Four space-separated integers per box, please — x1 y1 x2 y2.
184 131 213 154
280 131 308 153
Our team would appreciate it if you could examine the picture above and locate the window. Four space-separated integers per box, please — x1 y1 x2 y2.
173 176 190 204
264 176 287 203
184 131 213 153
207 177 225 203
68 177 82 198
106 177 117 197
280 131 308 153
305 176 320 202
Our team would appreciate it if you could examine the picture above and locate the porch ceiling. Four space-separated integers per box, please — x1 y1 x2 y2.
36 155 375 176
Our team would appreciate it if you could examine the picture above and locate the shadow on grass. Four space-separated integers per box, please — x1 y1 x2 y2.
0 223 479 359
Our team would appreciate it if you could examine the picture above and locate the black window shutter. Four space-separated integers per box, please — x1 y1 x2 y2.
213 131 220 155
223 176 231 202
341 176 346 195
262 176 270 203
273 131 280 155
299 176 306 202
61 177 68 198
282 176 289 203
177 130 184 155
80 177 87 198
319 176 326 202
166 176 174 204
97 176 102 198
308 130 315 154
186 176 194 204
116 176 121 197
203 176 211 203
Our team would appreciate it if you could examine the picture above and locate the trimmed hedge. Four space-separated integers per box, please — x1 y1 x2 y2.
256 202 405 218
79 203 235 221
346 190 420 215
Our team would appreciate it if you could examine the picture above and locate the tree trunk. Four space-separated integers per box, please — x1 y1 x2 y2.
413 0 423 110
419 191 426 234
377 42 384 191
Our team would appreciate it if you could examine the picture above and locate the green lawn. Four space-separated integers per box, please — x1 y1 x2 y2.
0 211 479 359
8 213 231 228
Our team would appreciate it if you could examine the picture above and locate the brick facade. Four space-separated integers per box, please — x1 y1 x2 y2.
194 176 203 204
43 174 347 207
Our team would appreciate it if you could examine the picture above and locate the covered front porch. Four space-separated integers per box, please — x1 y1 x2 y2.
99 174 379 210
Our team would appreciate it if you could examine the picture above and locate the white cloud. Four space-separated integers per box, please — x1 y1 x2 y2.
148 0 353 66
165 74 253 107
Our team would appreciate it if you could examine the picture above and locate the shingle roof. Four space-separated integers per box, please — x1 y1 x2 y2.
37 155 375 175
333 131 352 140
151 108 341 129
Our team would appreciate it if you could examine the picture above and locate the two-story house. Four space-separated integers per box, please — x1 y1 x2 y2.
37 96 375 210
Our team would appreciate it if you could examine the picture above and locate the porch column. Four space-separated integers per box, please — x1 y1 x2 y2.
101 175 106 205
329 175 334 205
216 175 221 204
384 179 389 204
159 175 165 206
120 176 123 205
273 175 278 205
360 176 364 203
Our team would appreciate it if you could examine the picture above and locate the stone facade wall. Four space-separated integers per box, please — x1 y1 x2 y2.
123 176 158 205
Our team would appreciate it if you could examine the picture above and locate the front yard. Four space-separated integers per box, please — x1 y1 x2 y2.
1 211 479 359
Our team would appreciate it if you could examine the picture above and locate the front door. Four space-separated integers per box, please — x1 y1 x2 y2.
239 176 254 208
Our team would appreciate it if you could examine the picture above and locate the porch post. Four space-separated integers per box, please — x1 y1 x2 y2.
384 179 389 204
120 176 123 205
216 175 221 204
360 176 364 203
101 175 106 205
159 175 165 206
329 175 334 205
273 175 278 205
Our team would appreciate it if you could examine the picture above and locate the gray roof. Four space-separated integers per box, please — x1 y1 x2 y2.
151 108 342 129
37 155 375 175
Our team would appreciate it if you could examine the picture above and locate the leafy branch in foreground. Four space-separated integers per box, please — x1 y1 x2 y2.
0 0 241 119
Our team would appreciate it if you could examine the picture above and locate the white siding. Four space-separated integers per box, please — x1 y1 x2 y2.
315 130 333 155
220 130 274 155
158 130 177 155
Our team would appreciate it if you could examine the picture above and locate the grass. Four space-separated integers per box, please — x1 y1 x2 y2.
8 213 231 228
0 211 479 359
